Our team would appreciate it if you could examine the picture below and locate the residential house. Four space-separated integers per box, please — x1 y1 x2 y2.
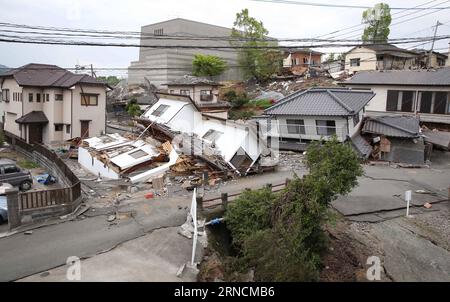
166 75 230 119
140 93 265 174
361 116 425 165
283 49 323 75
261 87 375 151
345 44 419 74
128 18 243 87
0 63 109 144
411 49 448 69
343 68 450 125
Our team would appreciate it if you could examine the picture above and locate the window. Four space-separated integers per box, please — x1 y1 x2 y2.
180 90 190 96
316 120 336 136
386 90 399 111
55 94 63 101
54 124 63 131
350 58 361 67
46 94 50 102
151 104 169 117
353 113 360 127
66 124 71 134
3 165 20 174
81 94 98 106
169 90 175 94
286 119 305 134
129 149 149 159
29 93 33 102
36 93 41 102
154 28 164 36
200 90 213 102
420 91 432 113
2 89 9 102
202 129 223 142
401 91 415 112
434 92 448 114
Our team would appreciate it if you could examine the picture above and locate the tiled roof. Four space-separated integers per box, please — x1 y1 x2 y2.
15 111 49 124
351 134 373 159
362 116 420 138
166 75 221 86
344 67 450 86
264 88 374 116
0 63 107 88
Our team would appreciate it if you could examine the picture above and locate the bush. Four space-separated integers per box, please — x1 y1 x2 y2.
223 90 250 108
229 110 255 120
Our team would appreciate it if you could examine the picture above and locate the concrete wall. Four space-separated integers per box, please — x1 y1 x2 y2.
128 19 243 87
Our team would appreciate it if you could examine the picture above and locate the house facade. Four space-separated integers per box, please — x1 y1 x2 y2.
283 49 323 75
261 88 375 151
345 44 419 74
343 68 450 126
0 63 108 144
128 18 243 87
166 75 230 119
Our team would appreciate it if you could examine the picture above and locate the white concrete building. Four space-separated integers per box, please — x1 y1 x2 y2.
0 63 109 144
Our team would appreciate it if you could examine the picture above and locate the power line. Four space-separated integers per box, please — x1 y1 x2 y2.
251 0 450 10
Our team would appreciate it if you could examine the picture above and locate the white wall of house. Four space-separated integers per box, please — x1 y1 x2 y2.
345 47 377 73
78 147 121 179
2 78 23 138
168 84 220 104
266 115 351 142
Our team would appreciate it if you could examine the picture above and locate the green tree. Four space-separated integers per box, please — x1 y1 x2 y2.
361 3 392 43
97 75 121 87
225 137 363 281
126 99 141 117
231 9 281 82
192 54 227 77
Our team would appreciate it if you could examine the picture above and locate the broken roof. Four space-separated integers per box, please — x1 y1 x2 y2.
348 43 418 56
344 67 450 86
0 63 108 88
362 116 420 138
166 75 221 87
15 111 49 124
264 87 375 116
351 134 373 159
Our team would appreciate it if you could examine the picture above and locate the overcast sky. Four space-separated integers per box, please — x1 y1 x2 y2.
0 0 449 77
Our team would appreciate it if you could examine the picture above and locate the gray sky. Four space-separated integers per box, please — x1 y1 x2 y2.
0 0 449 77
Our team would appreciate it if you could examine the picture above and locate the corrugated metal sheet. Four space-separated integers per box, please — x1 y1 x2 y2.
362 116 420 138
264 88 374 116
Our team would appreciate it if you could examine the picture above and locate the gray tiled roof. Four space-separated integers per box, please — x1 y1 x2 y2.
362 116 420 138
264 88 374 116
0 63 107 88
15 111 49 124
344 67 450 86
166 75 221 86
351 134 373 159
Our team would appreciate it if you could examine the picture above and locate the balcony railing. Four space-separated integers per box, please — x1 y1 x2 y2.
261 122 349 141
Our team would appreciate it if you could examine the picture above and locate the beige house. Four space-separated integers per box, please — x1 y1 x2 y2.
166 75 230 119
0 63 109 145
345 44 419 74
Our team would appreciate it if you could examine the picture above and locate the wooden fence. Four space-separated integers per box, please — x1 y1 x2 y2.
4 131 82 211
199 179 290 210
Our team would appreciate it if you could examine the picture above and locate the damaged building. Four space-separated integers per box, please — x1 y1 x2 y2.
361 115 426 165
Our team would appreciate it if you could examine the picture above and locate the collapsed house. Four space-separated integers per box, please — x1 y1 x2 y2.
138 93 269 175
78 133 179 183
361 115 426 165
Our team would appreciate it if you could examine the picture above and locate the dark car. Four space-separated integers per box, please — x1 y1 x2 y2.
0 159 33 191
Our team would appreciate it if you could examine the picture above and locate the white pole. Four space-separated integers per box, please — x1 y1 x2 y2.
405 190 412 217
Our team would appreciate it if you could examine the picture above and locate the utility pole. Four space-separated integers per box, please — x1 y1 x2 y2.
427 21 443 69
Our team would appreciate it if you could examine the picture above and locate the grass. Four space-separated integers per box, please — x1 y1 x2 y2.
16 159 40 169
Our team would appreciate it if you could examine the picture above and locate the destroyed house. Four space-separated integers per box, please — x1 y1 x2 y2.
139 93 265 174
0 63 109 145
261 87 375 151
343 68 450 125
361 115 425 165
78 133 178 183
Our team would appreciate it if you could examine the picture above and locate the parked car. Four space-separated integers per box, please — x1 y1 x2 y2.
0 183 13 224
0 159 33 191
